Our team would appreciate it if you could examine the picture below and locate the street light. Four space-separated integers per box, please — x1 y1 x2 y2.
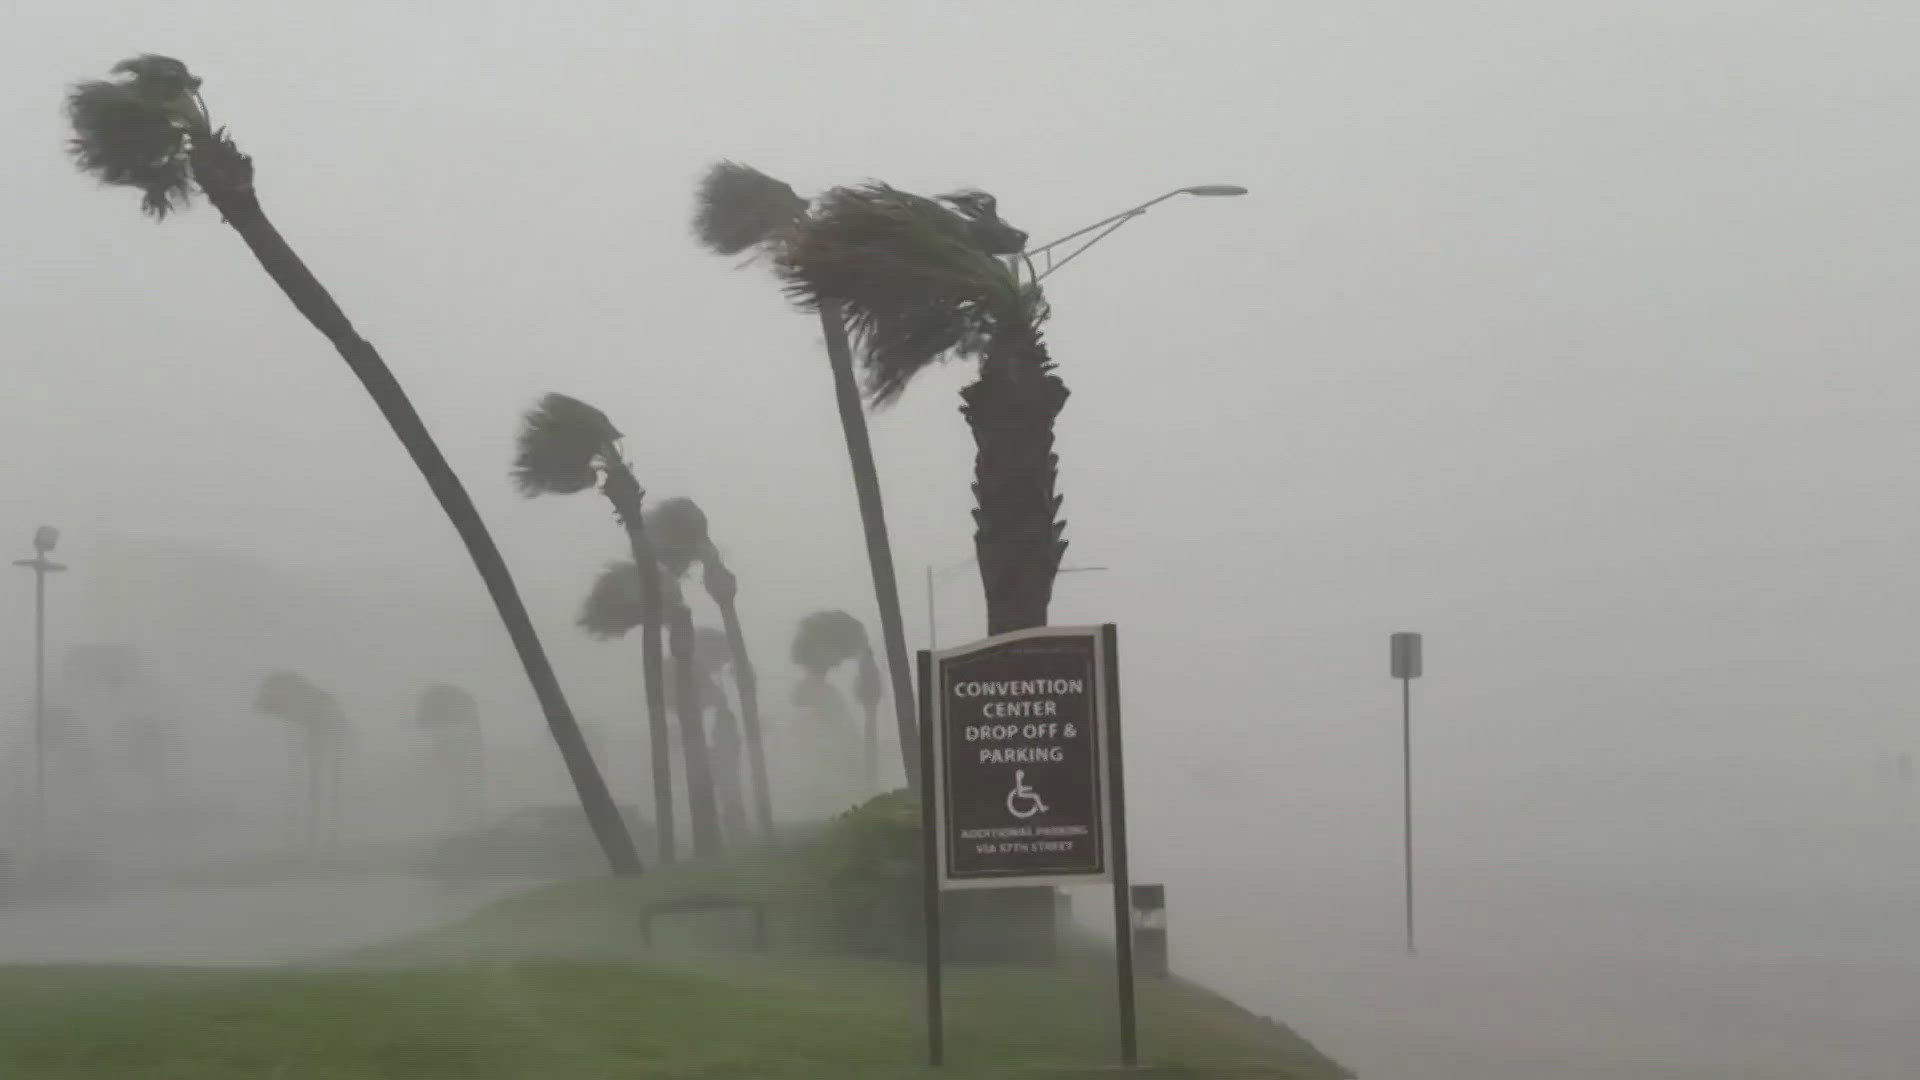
1022 184 1248 282
13 526 67 857
924 557 1109 650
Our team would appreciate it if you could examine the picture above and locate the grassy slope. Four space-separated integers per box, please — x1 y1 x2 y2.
0 857 1350 1079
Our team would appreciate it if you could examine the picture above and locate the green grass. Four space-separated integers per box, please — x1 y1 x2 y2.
0 853 1349 1079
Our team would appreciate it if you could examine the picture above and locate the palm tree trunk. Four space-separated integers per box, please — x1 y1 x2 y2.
190 136 641 875
702 556 774 839
819 306 921 783
668 605 723 854
962 365 1069 635
601 467 677 864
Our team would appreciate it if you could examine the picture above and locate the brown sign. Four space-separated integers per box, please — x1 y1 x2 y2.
930 626 1110 888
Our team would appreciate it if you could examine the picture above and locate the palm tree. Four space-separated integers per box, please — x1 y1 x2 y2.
415 683 485 828
645 496 774 839
516 393 678 863
791 609 881 794
253 671 346 854
776 183 1061 636
63 56 639 875
666 597 722 855
693 163 920 782
687 625 749 841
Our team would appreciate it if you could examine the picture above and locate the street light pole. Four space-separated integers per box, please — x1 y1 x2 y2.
1022 184 1248 283
14 526 66 857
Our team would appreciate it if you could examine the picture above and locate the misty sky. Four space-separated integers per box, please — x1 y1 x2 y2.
4 3 1919 865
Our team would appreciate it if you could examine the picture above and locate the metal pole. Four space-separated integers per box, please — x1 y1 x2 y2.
917 649 944 1067
33 565 46 857
926 564 936 652
1103 624 1138 1066
1402 675 1415 956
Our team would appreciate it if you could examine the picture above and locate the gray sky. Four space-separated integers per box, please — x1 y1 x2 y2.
4 2 1920 861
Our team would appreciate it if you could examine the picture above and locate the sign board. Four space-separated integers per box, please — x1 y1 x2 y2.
927 625 1112 890
1390 631 1423 679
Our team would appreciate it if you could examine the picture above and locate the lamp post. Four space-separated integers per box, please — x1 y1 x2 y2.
924 558 1109 650
1389 631 1423 956
1020 184 1248 283
14 526 66 856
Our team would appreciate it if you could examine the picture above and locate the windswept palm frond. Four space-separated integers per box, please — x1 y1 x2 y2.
790 609 869 676
776 183 1050 404
512 393 622 497
253 670 341 730
645 496 709 578
416 684 478 731
693 161 808 257
65 56 206 219
577 561 681 639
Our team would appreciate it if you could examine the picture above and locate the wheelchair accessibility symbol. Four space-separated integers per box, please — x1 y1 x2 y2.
1005 769 1050 819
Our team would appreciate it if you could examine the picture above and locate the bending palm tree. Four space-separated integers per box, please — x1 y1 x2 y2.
694 163 919 782
777 183 1060 635
791 609 880 794
65 56 638 875
516 394 679 863
254 671 345 854
646 496 774 838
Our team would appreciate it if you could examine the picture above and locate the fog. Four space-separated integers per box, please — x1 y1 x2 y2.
4 3 1920 1078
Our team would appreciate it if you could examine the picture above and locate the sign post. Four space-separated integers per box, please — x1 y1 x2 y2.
919 624 1131 1067
1389 631 1422 956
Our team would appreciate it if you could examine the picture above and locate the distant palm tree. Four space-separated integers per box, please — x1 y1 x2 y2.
687 625 749 840
63 56 638 875
777 183 1063 636
253 671 346 854
578 562 722 857
645 496 774 839
791 610 880 794
516 393 677 864
693 162 920 782
415 683 485 828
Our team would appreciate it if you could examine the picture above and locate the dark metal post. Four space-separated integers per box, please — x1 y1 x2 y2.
15 530 65 859
1389 631 1422 957
33 566 46 854
1402 675 1414 956
1103 624 1138 1066
917 649 944 1067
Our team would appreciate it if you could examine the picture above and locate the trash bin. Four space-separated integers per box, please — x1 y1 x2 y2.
1130 883 1167 978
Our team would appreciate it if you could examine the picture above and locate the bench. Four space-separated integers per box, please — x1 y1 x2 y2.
638 893 770 952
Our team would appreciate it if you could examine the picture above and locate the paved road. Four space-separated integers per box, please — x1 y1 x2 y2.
0 874 535 966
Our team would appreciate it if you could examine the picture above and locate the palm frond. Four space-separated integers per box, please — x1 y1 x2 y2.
776 183 1050 404
65 74 197 219
416 683 478 730
693 161 808 257
253 670 341 729
577 560 680 639
512 393 621 497
790 609 869 676
645 496 709 578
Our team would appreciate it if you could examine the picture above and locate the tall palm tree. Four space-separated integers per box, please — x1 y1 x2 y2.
516 393 677 863
791 609 880 794
64 56 639 875
415 683 485 828
645 496 774 838
693 162 920 782
777 183 1061 636
253 671 346 854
